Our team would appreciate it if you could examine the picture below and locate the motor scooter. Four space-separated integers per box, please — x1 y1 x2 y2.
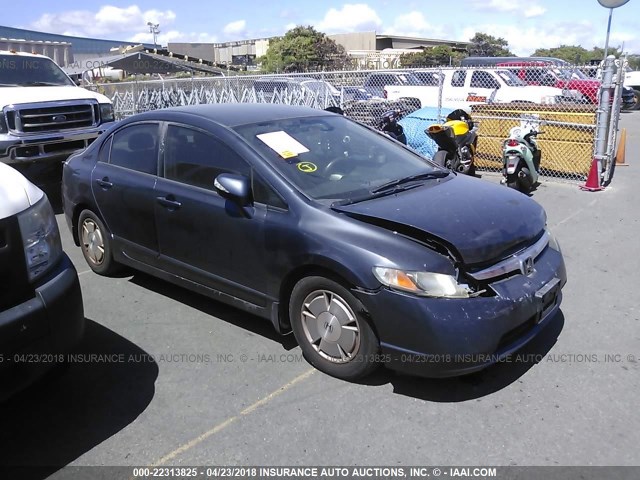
500 120 543 193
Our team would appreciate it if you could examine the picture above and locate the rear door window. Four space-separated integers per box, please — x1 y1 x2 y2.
109 123 159 175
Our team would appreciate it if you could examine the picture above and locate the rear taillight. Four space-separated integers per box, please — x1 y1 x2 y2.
507 139 520 147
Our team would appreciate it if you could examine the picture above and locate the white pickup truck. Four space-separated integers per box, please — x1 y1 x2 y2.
384 68 581 110
0 50 115 190
623 70 640 110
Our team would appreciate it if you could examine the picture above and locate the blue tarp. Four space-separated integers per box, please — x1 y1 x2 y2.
399 106 454 160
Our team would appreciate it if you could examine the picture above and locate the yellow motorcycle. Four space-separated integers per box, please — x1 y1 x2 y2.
425 109 478 175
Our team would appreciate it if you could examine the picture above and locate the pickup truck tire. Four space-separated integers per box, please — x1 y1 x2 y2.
78 209 119 276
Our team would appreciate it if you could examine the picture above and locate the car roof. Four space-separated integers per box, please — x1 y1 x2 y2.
497 61 550 67
127 103 330 128
462 56 569 66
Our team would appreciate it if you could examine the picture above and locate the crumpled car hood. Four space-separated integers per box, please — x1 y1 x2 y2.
333 174 546 266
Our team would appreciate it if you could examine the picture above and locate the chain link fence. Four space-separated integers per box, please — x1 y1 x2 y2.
90 61 627 184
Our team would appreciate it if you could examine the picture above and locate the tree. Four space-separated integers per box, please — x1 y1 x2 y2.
259 26 352 73
531 45 623 64
400 46 467 67
628 55 640 70
468 33 513 57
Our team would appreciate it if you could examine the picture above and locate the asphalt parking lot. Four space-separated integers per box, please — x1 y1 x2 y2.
1 112 639 476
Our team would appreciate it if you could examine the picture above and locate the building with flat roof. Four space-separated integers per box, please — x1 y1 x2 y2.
168 31 471 70
0 25 470 71
0 25 153 66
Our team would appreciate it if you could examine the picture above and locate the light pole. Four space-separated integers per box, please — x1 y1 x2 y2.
597 0 630 58
147 22 160 49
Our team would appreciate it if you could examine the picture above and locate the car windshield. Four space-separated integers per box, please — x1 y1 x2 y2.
398 73 423 86
0 54 74 86
495 69 526 86
234 115 443 203
570 69 589 80
301 80 340 96
414 71 443 86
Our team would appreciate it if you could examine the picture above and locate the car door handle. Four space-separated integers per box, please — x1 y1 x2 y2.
156 196 182 209
96 177 113 189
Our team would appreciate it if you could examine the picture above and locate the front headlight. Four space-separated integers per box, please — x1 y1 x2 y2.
373 267 471 298
17 197 63 282
99 103 115 123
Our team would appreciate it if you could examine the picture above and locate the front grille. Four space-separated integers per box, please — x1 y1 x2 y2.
467 230 550 282
5 101 97 134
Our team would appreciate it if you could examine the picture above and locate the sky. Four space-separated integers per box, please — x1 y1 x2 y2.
3 1 640 56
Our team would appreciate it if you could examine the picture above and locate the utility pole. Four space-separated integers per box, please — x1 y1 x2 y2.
147 22 160 49
596 0 630 59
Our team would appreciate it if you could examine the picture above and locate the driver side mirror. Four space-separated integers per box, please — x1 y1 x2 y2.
214 173 253 217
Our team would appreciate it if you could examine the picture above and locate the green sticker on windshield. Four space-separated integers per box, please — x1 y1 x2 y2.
297 162 317 173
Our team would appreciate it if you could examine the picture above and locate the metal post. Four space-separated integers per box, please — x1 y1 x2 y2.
603 56 625 185
594 55 616 181
437 67 443 122
603 8 613 58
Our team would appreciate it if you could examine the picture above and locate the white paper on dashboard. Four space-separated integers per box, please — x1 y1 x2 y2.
256 131 310 159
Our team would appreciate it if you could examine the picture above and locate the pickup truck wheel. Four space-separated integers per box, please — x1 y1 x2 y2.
78 209 119 276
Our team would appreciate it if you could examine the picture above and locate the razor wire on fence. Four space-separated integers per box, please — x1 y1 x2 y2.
90 61 627 184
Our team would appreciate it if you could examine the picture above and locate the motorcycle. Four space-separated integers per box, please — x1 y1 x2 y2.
425 109 477 175
377 109 407 145
500 121 543 193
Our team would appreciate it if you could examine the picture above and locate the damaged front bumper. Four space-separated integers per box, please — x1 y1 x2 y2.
355 244 567 377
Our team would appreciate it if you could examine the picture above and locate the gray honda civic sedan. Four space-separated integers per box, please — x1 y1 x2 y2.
62 103 566 381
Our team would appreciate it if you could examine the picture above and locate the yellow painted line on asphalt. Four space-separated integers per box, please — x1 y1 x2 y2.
147 368 316 468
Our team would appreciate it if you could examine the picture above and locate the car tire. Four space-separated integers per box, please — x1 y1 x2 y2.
78 209 119 276
289 276 380 380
